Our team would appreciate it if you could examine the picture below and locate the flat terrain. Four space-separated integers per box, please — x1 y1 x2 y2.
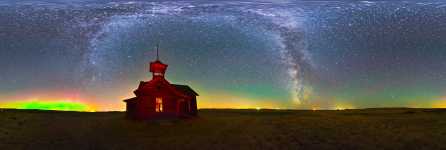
1 108 445 150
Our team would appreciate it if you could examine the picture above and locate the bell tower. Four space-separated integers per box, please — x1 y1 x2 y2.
149 44 168 79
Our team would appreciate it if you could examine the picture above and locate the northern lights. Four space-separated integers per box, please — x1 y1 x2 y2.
1 100 95 112
1 0 446 111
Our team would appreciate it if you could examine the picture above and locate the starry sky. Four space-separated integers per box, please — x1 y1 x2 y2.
1 0 446 111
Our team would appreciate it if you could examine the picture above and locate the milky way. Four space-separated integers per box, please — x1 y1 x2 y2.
1 1 446 110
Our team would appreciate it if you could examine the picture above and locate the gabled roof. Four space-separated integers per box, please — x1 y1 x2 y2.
123 97 137 102
137 79 191 98
172 84 199 96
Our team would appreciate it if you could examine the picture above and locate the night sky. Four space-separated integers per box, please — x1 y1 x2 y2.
1 0 446 111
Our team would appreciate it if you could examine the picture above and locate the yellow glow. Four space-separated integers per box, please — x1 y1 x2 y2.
334 102 354 110
197 92 284 109
432 99 446 108
335 107 345 110
156 97 163 112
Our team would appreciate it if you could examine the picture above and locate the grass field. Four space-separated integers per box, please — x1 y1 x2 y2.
1 108 445 150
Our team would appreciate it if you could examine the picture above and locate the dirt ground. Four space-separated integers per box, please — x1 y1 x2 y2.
0 108 445 150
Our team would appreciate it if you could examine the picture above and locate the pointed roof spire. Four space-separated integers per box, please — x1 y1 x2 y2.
149 42 168 78
156 42 160 61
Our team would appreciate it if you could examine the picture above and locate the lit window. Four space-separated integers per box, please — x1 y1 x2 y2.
155 97 163 112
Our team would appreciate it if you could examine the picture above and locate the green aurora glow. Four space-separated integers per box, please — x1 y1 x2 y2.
1 101 94 112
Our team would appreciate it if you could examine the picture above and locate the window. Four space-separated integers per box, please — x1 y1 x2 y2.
155 97 163 112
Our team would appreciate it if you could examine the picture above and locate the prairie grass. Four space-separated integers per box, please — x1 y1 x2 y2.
0 108 445 150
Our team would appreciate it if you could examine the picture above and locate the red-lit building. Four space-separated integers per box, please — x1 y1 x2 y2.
123 48 198 120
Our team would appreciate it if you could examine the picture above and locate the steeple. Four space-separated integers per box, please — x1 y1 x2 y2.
149 44 168 79
156 43 159 61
